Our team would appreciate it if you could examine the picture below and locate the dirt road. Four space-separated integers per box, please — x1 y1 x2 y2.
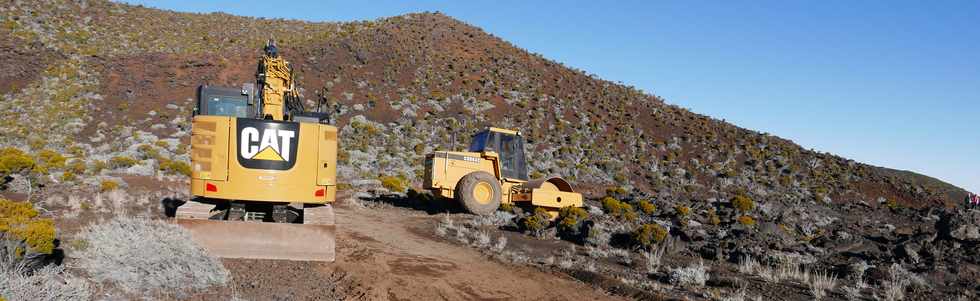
220 204 622 301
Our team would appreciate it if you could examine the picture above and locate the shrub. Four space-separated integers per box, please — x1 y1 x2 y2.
602 197 637 221
633 223 668 249
61 171 76 182
707 208 721 225
75 217 229 298
0 199 57 255
885 198 900 210
669 261 709 287
636 199 656 215
601 196 623 216
159 159 191 176
675 205 691 218
92 160 108 174
0 148 35 177
737 215 756 227
67 160 86 175
109 156 138 169
35 150 67 174
68 145 86 157
136 144 160 160
587 224 612 247
605 187 627 198
154 140 171 149
731 194 754 212
379 175 406 193
521 207 552 237
0 261 91 301
557 206 589 237
621 203 638 222
498 202 513 213
100 180 119 192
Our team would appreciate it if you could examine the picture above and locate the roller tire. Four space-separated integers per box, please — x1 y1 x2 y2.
455 171 502 216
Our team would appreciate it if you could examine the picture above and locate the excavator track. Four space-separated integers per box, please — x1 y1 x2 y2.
175 202 336 262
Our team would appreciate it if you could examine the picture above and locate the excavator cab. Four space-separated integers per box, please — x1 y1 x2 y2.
194 85 254 118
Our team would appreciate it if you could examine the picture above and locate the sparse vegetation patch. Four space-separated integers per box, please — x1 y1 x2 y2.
75 217 229 298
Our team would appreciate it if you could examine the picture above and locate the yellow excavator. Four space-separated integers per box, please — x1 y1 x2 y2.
175 40 338 261
423 127 583 217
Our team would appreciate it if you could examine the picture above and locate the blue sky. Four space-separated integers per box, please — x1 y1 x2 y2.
127 0 979 193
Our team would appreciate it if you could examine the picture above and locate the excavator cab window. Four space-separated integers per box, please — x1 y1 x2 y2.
195 85 250 118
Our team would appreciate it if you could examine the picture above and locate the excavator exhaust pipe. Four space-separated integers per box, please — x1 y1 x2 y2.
173 202 336 262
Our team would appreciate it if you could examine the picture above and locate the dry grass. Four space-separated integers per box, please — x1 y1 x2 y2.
809 269 837 300
642 243 666 274
738 255 837 299
0 242 91 301
75 217 229 298
669 260 708 287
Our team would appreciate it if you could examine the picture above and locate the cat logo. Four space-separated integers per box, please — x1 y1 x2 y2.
236 118 300 170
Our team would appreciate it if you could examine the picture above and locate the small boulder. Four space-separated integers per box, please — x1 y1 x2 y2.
939 209 980 242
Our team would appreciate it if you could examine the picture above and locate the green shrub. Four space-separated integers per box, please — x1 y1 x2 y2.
0 148 35 177
602 196 637 221
137 144 160 160
622 203 638 222
731 194 754 212
336 183 352 191
601 196 623 216
0 199 57 254
379 175 406 193
35 149 67 173
811 186 830 200
633 223 668 249
557 206 588 236
499 202 513 213
521 207 552 237
605 187 627 198
27 138 46 151
109 156 138 169
154 140 171 149
675 205 691 218
68 145 86 157
92 160 108 174
707 208 721 226
885 198 900 210
159 159 191 176
100 180 119 192
68 160 87 175
637 199 657 215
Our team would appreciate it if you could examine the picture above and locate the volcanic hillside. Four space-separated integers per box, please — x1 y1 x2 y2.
0 0 969 207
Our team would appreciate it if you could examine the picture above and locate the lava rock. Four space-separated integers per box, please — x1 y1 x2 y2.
939 209 980 242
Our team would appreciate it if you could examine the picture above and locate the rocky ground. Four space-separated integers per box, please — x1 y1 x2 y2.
3 170 980 300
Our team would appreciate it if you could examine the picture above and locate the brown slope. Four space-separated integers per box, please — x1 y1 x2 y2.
0 0 969 208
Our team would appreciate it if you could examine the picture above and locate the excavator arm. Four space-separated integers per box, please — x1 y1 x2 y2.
256 39 306 120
